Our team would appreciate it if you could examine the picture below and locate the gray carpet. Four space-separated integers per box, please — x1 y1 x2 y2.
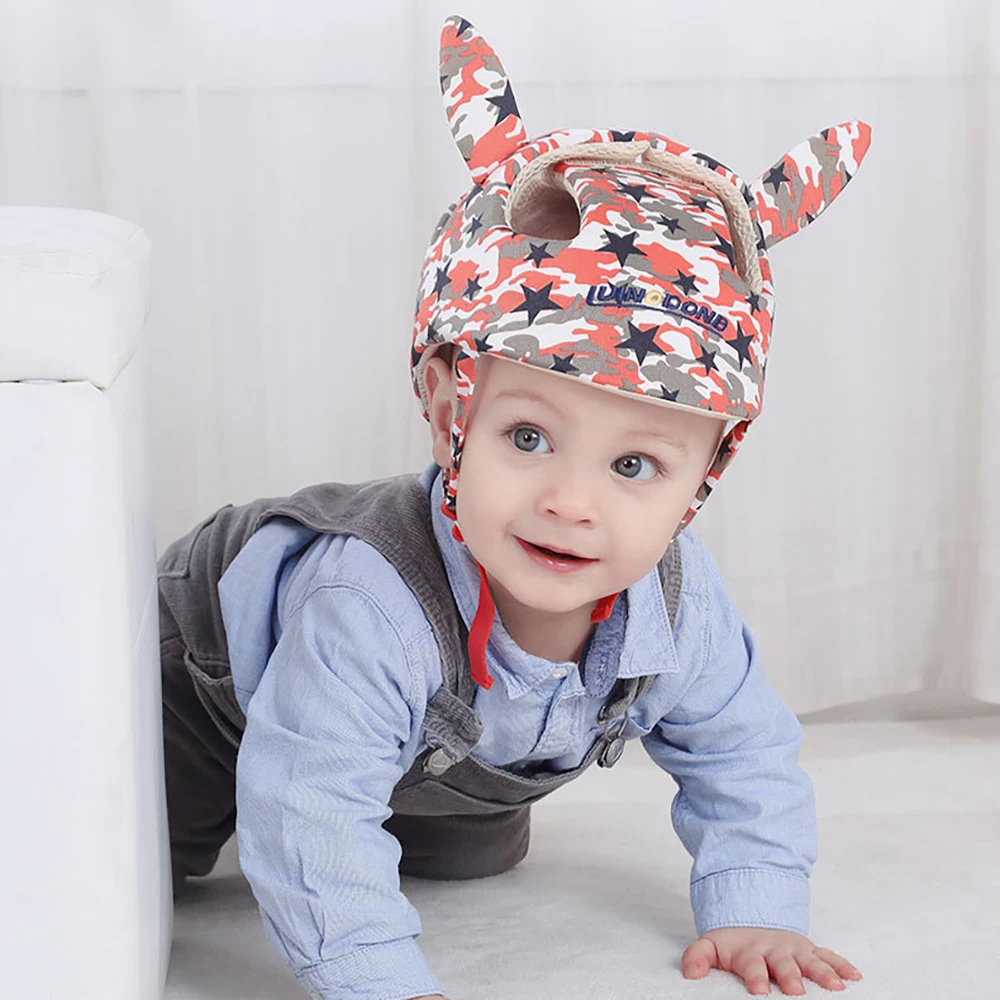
166 691 1000 999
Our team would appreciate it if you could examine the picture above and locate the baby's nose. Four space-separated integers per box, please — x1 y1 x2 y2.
537 477 600 525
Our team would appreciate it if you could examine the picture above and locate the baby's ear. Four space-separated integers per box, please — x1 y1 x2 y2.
439 14 528 185
747 121 872 249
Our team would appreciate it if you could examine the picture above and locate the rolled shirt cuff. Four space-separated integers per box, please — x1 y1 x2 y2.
295 937 443 1000
690 867 811 937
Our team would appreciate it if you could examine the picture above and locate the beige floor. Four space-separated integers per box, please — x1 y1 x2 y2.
166 691 1000 999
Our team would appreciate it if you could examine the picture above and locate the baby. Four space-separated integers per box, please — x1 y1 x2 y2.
158 15 872 1000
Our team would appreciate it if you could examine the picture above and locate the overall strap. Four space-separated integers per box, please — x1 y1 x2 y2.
658 537 683 632
258 474 484 760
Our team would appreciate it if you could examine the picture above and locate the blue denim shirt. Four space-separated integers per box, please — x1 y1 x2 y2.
218 463 816 1000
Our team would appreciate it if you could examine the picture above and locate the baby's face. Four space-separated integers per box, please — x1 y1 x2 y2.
435 354 724 618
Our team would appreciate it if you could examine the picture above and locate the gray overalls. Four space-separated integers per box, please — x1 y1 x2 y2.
158 473 682 889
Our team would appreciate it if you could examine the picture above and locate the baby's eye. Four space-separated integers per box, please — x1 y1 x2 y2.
613 455 659 481
509 425 552 453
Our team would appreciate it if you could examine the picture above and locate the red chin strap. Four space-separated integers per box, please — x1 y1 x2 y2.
451 522 619 690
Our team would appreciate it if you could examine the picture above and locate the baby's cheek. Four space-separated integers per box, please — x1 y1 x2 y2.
611 538 665 585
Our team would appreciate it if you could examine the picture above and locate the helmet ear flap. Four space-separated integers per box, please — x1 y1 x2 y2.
748 121 872 249
439 15 529 185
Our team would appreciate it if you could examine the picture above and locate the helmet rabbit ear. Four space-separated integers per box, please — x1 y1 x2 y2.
748 121 872 249
439 15 529 185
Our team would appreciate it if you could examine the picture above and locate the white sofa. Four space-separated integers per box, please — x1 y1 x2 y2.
0 206 170 999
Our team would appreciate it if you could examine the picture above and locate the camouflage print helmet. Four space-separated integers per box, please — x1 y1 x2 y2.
410 14 871 688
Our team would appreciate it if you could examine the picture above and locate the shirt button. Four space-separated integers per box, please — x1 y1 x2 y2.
550 667 568 680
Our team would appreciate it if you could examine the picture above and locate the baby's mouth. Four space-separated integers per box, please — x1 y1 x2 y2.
516 538 596 563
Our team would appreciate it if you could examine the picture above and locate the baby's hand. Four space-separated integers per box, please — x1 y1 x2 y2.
682 927 863 995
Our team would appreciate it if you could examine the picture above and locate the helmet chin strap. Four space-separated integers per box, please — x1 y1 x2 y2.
449 516 619 690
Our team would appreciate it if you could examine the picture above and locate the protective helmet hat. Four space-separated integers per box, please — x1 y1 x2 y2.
411 14 871 689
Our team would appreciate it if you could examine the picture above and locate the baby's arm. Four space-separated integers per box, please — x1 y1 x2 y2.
640 532 817 937
643 534 865 994
235 583 444 1000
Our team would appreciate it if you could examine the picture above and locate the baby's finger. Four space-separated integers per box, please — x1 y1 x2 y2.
797 954 845 991
682 937 717 978
813 948 863 981
733 951 772 995
766 952 806 995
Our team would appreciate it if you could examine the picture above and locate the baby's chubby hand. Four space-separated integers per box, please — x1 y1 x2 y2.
682 927 863 995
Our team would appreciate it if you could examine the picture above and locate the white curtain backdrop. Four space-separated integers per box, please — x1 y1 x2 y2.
1 0 996 711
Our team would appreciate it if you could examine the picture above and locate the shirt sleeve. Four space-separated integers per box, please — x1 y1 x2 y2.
640 533 817 937
234 582 444 1000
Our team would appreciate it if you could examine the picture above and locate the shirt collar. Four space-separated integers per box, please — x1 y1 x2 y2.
422 463 680 700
